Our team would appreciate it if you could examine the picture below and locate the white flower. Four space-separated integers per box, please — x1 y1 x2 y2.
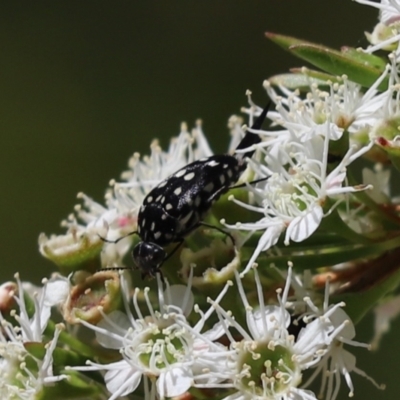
263 67 390 144
355 0 400 54
204 266 339 400
10 274 54 342
274 268 383 399
70 270 229 400
293 275 385 400
0 325 65 400
355 0 400 25
302 307 384 400
0 275 67 399
227 126 373 276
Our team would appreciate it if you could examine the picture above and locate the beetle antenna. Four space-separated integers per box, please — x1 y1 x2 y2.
101 266 133 272
98 231 139 244
234 102 270 156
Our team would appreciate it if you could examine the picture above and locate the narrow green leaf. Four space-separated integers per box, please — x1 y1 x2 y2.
38 373 102 400
44 320 97 358
244 243 373 271
24 342 94 368
268 72 329 90
24 342 46 359
243 233 400 271
290 67 339 83
265 32 316 51
289 44 388 90
341 46 387 70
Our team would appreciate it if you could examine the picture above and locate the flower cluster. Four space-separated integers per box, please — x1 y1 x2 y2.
0 275 68 399
5 0 400 399
66 266 383 400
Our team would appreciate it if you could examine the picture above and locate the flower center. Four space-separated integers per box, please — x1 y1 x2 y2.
237 340 301 397
138 331 184 371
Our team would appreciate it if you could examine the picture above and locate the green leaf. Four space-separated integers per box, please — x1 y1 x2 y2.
243 233 400 272
37 372 102 400
340 46 387 70
24 342 93 368
24 342 46 359
265 32 316 52
290 67 339 84
268 72 329 90
44 321 97 359
289 44 388 89
265 32 388 89
243 242 369 271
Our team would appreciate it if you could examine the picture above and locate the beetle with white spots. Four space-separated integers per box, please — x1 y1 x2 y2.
102 103 270 278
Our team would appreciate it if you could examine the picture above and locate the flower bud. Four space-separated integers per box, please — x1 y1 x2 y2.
63 271 121 325
366 22 400 51
180 238 240 286
0 281 17 315
38 226 106 274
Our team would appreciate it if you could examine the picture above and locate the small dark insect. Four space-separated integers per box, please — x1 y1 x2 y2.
102 103 270 278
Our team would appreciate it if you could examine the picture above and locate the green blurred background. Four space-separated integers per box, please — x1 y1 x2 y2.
0 1 397 399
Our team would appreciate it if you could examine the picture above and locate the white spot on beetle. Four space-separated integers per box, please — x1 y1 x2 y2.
207 160 219 167
161 196 166 204
154 231 161 240
142 218 146 227
151 222 155 231
220 175 226 184
174 187 182 195
161 214 167 220
156 194 162 202
175 169 186 178
166 203 173 210
227 169 233 178
158 180 167 188
147 196 153 203
184 172 195 181
223 164 228 169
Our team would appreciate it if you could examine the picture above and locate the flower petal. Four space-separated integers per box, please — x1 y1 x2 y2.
247 307 290 339
44 275 70 306
286 205 323 243
104 360 142 398
157 367 192 398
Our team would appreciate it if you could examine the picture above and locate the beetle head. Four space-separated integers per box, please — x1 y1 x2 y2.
132 241 166 279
